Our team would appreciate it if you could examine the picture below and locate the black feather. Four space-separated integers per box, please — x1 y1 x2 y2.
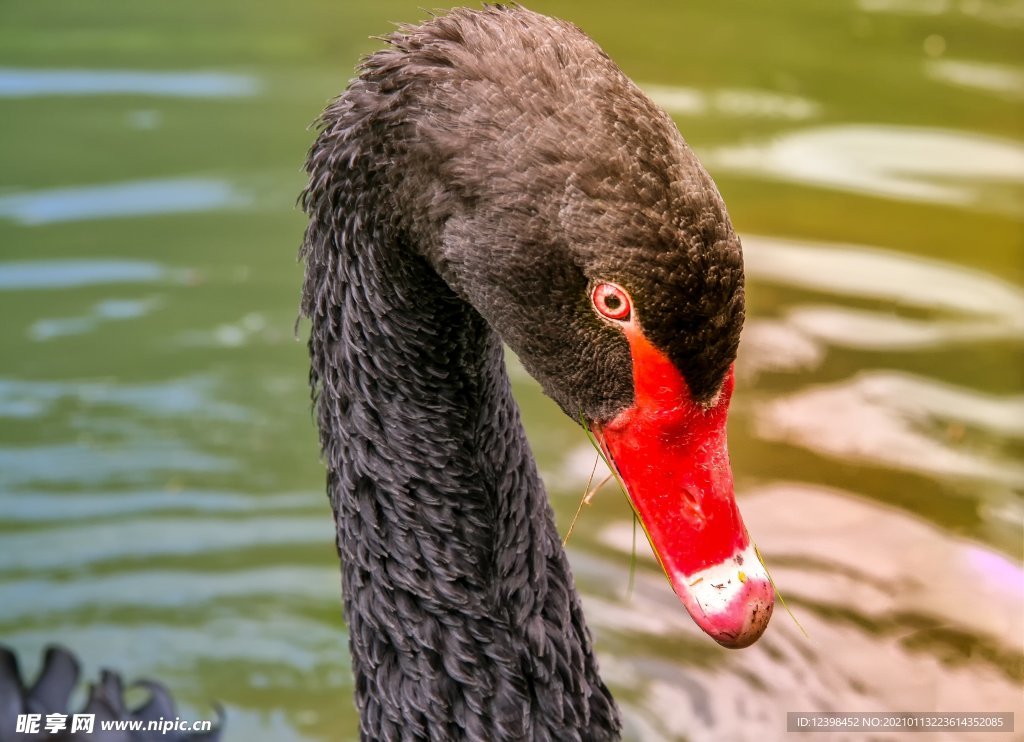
0 646 220 742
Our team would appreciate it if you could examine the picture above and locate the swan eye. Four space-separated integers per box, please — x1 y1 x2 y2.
592 282 632 321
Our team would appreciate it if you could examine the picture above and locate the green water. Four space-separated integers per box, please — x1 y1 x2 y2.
1 1 1021 740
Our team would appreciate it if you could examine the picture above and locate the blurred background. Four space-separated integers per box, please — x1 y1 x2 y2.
0 1 1021 740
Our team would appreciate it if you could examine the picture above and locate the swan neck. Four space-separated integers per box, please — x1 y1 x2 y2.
301 205 620 738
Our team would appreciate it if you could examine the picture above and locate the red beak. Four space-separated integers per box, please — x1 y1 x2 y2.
590 325 773 648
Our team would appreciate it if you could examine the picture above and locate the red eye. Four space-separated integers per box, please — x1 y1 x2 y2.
592 282 632 321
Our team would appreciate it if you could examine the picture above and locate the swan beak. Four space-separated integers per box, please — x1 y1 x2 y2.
590 330 773 649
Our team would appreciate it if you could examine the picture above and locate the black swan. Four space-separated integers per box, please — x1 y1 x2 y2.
299 4 772 740
0 5 773 741
0 646 218 741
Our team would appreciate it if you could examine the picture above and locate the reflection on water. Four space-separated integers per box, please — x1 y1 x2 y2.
758 371 1024 485
0 442 231 489
0 1 1020 741
743 235 1024 319
782 305 1019 350
0 515 328 572
0 376 247 420
592 485 1023 742
0 566 338 617
927 59 1024 98
857 0 952 14
643 85 820 120
29 297 160 341
178 312 278 349
710 125 1024 210
737 234 1024 382
858 0 1024 27
0 178 248 225
736 318 827 376
3 489 307 523
0 260 164 290
0 68 260 98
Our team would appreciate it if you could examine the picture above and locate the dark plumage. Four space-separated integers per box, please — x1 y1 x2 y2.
0 645 219 742
300 4 747 741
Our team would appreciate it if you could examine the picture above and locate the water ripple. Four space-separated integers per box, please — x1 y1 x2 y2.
0 442 232 489
0 177 248 225
736 235 1024 379
0 260 164 290
927 59 1024 99
0 515 329 572
710 125 1024 211
783 304 1022 351
592 484 1024 741
0 68 260 98
0 376 248 420
1 489 311 522
0 567 338 619
643 84 821 120
756 371 1024 485
28 297 160 341
743 235 1024 321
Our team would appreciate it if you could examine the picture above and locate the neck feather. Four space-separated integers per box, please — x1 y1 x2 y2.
301 171 620 740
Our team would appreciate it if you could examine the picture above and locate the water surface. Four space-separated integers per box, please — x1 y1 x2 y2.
0 1 1020 740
